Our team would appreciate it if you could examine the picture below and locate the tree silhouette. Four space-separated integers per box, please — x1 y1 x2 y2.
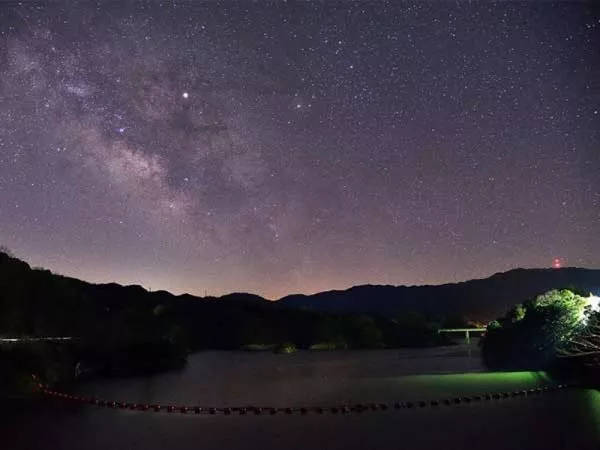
559 312 600 367
481 289 588 370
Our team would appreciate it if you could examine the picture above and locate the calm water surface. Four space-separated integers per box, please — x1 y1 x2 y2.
3 346 600 450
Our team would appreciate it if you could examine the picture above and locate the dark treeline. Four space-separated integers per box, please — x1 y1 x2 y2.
0 250 463 387
480 289 600 386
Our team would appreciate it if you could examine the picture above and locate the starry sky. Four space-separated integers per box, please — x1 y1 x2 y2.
0 2 598 299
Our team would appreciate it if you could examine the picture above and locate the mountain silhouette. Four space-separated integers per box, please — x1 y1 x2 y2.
2 250 598 332
277 268 600 321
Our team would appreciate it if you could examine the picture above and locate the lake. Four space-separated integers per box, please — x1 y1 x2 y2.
3 345 600 450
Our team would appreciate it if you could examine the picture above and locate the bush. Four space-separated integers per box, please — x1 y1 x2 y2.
481 289 588 370
274 342 297 354
343 316 384 349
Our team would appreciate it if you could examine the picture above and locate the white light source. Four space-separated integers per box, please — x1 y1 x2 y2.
182 92 189 99
587 294 600 313
581 294 600 324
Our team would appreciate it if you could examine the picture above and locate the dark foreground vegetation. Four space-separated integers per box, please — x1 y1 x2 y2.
0 250 461 392
481 289 600 385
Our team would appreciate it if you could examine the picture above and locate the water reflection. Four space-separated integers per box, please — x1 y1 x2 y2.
583 389 600 436
76 347 487 407
6 348 600 450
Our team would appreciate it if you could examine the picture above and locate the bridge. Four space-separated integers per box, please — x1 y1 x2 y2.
437 328 486 344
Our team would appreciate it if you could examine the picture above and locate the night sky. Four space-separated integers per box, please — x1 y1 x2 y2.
0 2 598 299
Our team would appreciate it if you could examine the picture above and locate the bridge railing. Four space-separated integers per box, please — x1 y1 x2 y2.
437 328 486 344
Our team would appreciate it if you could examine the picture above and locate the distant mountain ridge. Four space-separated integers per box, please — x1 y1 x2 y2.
277 268 600 321
2 249 598 325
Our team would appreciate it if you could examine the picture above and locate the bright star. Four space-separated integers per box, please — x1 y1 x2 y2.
182 92 189 99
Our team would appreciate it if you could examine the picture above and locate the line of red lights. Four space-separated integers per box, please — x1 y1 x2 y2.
31 376 570 416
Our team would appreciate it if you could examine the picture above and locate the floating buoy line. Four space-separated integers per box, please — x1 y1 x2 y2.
30 374 573 416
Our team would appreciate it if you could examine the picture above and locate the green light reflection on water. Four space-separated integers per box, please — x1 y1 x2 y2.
379 371 552 398
583 389 600 436
408 371 550 385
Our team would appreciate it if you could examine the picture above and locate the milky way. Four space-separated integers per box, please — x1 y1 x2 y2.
1 2 598 298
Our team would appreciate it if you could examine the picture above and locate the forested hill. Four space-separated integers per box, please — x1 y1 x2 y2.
0 250 270 348
278 268 600 322
2 249 599 348
3 250 419 351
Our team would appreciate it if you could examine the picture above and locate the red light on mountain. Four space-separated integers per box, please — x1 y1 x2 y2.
553 258 562 269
